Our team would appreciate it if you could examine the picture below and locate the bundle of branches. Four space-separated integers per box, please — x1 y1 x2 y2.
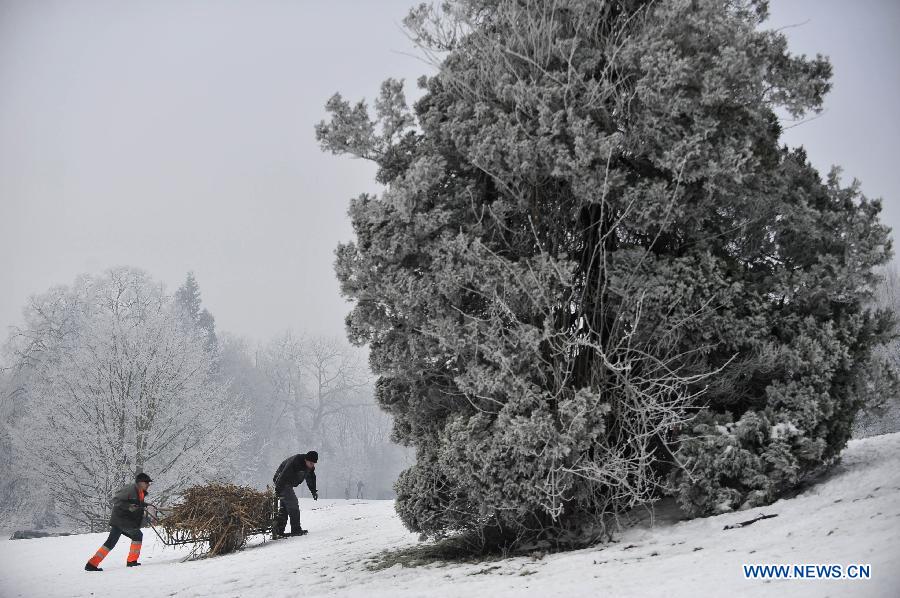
158 483 274 556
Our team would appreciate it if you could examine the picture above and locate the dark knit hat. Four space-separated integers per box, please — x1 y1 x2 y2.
136 472 153 483
305 451 319 463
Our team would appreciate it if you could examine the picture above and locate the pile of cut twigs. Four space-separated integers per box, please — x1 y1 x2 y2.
158 483 274 557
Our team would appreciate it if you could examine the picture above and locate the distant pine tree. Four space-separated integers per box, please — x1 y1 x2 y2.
318 0 894 548
175 272 217 351
175 272 203 322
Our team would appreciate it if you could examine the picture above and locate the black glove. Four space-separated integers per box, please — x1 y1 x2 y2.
311 490 318 501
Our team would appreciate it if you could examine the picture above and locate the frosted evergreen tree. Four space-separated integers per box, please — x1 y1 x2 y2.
318 0 893 547
175 271 217 351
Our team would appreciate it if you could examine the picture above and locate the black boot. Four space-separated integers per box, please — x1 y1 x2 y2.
288 511 304 536
274 501 288 538
273 517 287 538
84 563 103 572
126 561 141 567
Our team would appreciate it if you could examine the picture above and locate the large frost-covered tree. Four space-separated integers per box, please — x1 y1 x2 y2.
6 268 242 528
318 0 892 547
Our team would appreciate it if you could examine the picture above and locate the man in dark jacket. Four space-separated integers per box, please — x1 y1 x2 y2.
273 450 318 537
85 472 156 571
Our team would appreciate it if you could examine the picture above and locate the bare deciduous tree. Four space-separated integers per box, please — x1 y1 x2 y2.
7 268 242 528
234 333 408 497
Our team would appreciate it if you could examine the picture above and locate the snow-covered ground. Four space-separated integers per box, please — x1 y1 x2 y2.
2 433 898 598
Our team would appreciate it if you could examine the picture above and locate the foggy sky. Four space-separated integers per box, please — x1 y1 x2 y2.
1 0 899 345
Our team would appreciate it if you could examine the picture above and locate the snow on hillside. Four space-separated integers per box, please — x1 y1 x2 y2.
2 433 898 598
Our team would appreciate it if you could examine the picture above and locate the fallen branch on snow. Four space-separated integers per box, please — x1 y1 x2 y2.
723 513 778 530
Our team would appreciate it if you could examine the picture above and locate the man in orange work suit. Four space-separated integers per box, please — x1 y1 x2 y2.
84 472 155 571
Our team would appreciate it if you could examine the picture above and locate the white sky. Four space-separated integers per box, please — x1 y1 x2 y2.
1 0 898 344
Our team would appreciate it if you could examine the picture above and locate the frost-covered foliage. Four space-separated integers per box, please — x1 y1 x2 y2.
3 267 243 528
853 266 900 438
318 0 892 546
0 366 41 527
